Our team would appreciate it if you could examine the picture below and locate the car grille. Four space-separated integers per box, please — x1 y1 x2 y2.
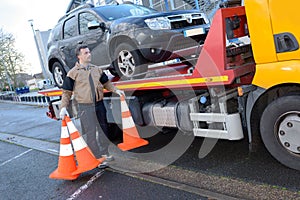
167 13 207 29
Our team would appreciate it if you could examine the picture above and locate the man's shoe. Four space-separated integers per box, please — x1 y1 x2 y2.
98 161 109 169
102 154 114 162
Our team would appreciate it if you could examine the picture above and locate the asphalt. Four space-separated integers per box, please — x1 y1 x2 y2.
0 101 300 199
0 141 210 200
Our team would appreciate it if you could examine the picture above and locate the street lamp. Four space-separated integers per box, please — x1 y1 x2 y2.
28 19 49 80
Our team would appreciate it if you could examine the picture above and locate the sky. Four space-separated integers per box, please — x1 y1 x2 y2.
0 0 70 75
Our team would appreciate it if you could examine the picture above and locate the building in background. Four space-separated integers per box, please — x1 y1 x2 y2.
68 0 223 20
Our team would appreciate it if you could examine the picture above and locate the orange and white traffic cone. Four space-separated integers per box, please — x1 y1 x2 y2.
118 95 149 151
64 116 105 175
49 118 79 180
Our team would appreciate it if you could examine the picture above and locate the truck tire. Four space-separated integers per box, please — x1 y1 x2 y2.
108 123 122 141
52 62 66 88
260 95 300 170
113 43 147 80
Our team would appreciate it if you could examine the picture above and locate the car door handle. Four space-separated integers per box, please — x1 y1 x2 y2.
77 41 83 44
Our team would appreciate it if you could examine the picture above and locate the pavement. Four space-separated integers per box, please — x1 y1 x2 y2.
0 101 300 199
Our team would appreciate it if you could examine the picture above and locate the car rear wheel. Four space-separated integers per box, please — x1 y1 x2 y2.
52 62 66 88
260 95 300 170
113 43 147 79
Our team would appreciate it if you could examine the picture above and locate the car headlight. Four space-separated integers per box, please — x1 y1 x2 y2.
145 17 171 30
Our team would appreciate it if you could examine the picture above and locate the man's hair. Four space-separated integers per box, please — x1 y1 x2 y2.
75 45 88 57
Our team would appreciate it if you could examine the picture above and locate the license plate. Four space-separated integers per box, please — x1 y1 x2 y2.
183 27 205 37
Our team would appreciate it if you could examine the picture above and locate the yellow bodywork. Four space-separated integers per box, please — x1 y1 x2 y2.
245 0 300 89
253 61 300 88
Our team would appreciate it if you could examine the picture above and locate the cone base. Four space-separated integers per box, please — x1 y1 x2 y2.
71 157 105 175
49 168 80 180
118 139 149 151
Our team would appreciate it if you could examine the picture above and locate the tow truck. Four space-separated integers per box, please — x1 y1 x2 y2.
40 0 300 171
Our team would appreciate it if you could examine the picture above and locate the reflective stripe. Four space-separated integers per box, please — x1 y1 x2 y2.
72 137 87 152
59 143 73 157
121 98 135 129
121 100 129 112
117 76 229 90
123 126 138 137
122 116 135 129
39 90 62 97
61 126 69 138
67 120 78 134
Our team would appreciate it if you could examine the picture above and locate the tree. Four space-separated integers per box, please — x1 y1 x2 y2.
0 28 26 90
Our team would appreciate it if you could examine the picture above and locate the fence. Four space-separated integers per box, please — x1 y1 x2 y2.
0 93 52 107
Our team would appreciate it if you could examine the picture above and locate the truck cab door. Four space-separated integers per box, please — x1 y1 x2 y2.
269 0 300 61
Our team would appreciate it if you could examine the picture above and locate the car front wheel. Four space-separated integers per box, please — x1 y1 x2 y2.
52 62 66 88
113 43 147 79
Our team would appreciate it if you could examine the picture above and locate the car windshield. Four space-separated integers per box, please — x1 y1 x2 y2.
94 4 158 21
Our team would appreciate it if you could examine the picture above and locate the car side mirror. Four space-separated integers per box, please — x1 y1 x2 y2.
99 22 106 30
87 21 106 31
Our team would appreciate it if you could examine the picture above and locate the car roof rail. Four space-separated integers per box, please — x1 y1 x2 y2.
111 0 119 5
65 3 95 16
58 3 94 22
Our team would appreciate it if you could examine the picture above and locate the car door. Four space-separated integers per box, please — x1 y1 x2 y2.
78 11 110 67
60 15 79 69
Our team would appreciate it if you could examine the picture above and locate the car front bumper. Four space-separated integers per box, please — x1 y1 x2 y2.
134 27 208 62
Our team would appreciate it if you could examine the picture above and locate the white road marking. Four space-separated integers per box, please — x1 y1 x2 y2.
0 149 33 167
47 148 59 153
66 170 105 200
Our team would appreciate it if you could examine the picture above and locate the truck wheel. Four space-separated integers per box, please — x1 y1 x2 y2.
260 95 300 170
113 43 147 79
108 123 122 142
52 62 66 88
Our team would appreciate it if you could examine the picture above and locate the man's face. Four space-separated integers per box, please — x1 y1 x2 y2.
78 48 91 64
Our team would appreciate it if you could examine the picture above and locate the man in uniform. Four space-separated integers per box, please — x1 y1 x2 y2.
59 45 124 164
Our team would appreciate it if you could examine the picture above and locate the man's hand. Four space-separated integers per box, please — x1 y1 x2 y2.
59 107 69 120
115 89 125 97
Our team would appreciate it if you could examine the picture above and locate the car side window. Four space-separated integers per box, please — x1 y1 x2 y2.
50 24 61 42
63 16 77 39
79 12 101 35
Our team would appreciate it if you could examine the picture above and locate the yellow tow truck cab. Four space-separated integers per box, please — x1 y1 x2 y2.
245 0 300 88
244 0 300 171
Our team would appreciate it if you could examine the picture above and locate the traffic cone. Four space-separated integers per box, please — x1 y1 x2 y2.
118 95 149 151
64 116 105 175
49 118 79 180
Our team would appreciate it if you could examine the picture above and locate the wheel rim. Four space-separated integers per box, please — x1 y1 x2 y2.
117 50 135 77
54 66 64 86
275 111 300 155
